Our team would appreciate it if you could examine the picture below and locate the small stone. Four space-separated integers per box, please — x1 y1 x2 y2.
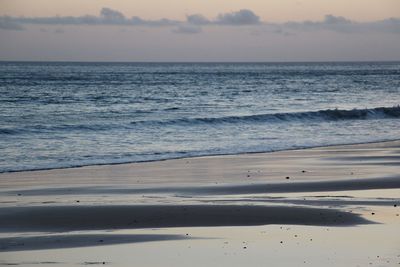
286 176 290 179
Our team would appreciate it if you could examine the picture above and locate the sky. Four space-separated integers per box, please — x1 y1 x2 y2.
0 0 399 61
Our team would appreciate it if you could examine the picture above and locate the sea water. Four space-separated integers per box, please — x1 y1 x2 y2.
0 61 399 172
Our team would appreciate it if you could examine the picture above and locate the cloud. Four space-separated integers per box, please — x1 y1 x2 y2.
0 8 398 36
186 14 210 25
323 14 352 25
215 9 261 25
100 7 125 23
0 8 261 30
186 9 260 26
0 8 179 28
278 15 400 34
280 15 354 33
365 18 400 34
0 17 25 30
172 25 202 34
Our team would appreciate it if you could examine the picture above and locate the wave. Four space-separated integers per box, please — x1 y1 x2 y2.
1 106 399 136
131 106 400 126
0 124 127 136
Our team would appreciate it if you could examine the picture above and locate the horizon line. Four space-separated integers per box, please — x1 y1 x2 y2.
1 60 400 64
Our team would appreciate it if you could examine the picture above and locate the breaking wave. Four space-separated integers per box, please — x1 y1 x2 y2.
130 106 400 127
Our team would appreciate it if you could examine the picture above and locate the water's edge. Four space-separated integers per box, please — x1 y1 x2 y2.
2 138 399 175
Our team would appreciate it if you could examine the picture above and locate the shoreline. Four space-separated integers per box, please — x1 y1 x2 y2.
1 139 400 189
0 138 399 266
1 138 399 176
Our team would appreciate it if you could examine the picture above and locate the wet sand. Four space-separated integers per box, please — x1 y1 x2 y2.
0 141 399 266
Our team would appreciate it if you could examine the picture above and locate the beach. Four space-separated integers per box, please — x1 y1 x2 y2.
1 1 400 265
0 140 399 266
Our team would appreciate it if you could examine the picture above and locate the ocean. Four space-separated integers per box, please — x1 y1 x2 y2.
0 61 399 173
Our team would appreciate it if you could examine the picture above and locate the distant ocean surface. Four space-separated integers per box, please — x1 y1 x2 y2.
0 62 399 173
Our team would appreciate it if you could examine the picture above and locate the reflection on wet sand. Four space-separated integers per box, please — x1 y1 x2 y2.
0 141 399 266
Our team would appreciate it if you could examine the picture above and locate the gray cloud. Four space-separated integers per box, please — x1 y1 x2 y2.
0 8 399 35
324 14 352 25
186 9 260 26
186 14 210 25
100 7 125 23
215 9 261 25
0 8 262 30
0 17 25 31
365 18 400 34
0 8 179 28
277 15 400 34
